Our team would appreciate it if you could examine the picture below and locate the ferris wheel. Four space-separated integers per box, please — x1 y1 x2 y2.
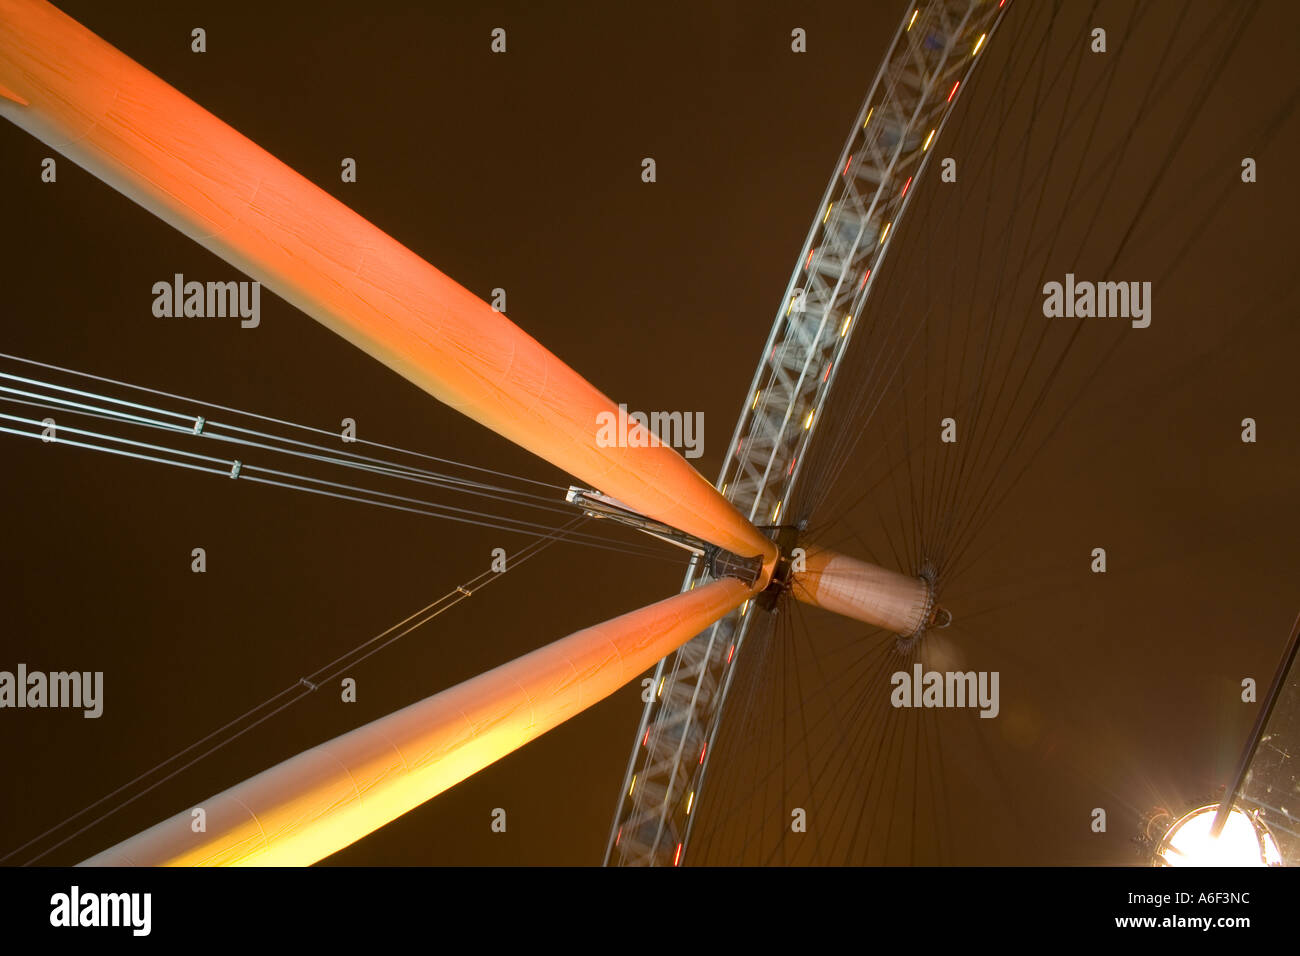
605 0 1008 867
1 0 1295 868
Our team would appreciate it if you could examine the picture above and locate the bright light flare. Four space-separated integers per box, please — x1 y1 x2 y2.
1155 804 1282 867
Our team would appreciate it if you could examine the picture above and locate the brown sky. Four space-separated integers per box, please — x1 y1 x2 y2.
0 0 1297 866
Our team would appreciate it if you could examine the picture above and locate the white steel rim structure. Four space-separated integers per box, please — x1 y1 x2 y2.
605 0 1012 867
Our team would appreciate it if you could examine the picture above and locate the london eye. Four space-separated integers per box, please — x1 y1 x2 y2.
0 0 1296 870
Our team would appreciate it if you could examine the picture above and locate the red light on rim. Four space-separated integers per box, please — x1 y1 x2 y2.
673 843 683 866
947 80 960 103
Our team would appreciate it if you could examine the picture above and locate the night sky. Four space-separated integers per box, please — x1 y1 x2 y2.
1 0 1297 866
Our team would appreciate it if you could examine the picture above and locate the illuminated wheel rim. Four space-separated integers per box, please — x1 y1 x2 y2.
605 0 1011 867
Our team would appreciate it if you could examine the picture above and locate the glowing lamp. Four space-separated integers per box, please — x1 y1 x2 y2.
1153 803 1282 867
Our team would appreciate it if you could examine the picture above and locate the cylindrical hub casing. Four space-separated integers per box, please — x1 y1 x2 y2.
791 546 930 636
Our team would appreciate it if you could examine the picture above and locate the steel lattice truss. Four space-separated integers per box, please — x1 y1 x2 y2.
605 0 1010 866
